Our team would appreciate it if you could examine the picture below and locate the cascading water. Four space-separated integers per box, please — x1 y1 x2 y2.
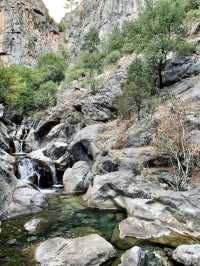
49 163 58 186
18 157 41 185
14 124 61 189
14 140 23 153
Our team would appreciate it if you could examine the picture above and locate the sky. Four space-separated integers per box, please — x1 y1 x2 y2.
42 0 66 22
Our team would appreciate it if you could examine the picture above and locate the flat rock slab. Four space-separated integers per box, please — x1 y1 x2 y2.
35 234 116 266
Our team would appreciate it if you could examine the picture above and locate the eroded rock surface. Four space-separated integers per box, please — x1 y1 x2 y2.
173 245 200 266
0 0 59 65
35 234 116 266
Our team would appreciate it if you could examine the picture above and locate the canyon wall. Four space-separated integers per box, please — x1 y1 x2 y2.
0 0 59 65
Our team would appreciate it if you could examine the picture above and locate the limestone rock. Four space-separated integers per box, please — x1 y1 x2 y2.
63 161 90 193
119 246 145 266
173 245 200 266
70 124 104 162
63 0 146 53
24 218 47 235
0 0 59 65
0 148 46 218
35 234 116 266
112 188 200 248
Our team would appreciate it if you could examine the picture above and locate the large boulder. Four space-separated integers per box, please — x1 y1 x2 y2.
63 161 90 193
83 167 167 210
173 245 200 266
112 188 200 249
83 171 137 209
35 234 116 266
70 124 104 163
162 56 200 86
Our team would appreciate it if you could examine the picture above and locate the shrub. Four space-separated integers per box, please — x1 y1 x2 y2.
81 27 100 53
65 51 103 83
58 21 66 32
126 0 193 90
103 50 121 65
36 53 65 83
154 98 200 191
0 53 65 116
33 81 57 109
118 57 152 119
101 28 124 55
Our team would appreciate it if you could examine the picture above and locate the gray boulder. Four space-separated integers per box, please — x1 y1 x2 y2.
119 246 145 266
35 234 116 266
163 56 200 86
112 188 200 248
173 245 200 266
63 161 90 193
70 124 103 162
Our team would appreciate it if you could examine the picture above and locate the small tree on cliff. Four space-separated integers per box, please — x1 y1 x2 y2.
130 0 194 91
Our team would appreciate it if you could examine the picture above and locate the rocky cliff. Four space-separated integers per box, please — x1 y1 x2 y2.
0 0 59 65
63 0 145 53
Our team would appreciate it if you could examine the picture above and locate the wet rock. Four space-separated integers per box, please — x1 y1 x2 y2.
119 246 145 266
24 218 47 235
0 121 12 152
173 245 200 266
0 149 45 218
63 161 90 193
35 234 116 266
43 141 68 161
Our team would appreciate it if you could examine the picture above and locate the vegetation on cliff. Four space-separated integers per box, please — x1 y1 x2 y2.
0 53 65 118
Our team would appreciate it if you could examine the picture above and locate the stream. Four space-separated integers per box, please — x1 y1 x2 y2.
0 194 125 266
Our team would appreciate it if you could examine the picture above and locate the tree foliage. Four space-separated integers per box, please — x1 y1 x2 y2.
0 53 65 117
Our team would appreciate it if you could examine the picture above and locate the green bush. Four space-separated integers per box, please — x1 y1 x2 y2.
33 81 57 109
103 50 121 65
101 28 124 55
81 27 100 53
0 53 66 117
118 57 152 119
65 51 104 83
36 53 65 83
58 21 66 32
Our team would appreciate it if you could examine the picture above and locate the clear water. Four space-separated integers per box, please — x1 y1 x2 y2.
0 195 125 266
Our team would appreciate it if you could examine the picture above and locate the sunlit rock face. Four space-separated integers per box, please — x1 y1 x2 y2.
0 0 59 65
63 0 146 53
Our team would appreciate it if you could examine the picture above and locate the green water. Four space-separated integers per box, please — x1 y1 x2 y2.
0 194 125 266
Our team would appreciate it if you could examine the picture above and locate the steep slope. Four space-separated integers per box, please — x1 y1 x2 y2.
63 0 145 53
0 0 59 65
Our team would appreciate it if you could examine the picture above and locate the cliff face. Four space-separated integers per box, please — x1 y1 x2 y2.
63 0 145 53
0 0 59 65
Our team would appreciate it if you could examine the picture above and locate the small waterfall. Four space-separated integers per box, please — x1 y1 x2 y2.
14 140 23 153
49 163 58 186
18 157 40 184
